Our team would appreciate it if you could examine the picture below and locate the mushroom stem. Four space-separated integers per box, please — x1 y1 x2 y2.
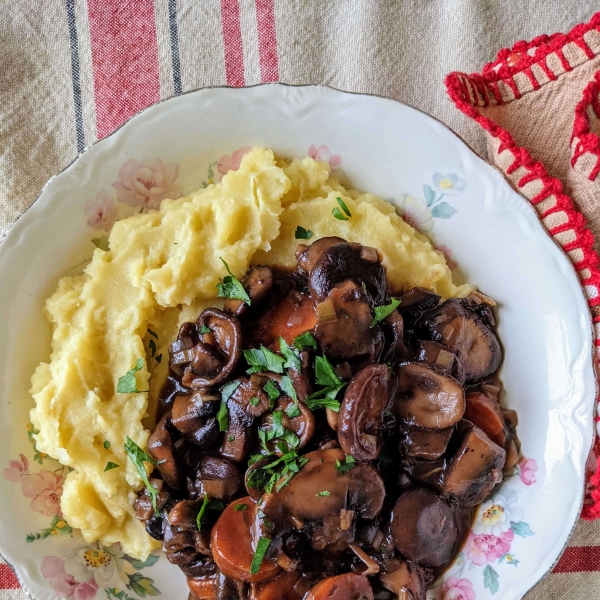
290 515 304 530
349 544 380 575
276 553 299 573
340 509 355 531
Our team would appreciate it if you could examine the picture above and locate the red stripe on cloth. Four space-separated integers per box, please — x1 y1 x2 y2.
255 0 279 82
87 0 160 139
553 546 600 573
0 564 20 589
220 0 245 87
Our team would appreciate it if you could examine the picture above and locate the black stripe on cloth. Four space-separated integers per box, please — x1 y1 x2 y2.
65 0 85 153
168 0 182 95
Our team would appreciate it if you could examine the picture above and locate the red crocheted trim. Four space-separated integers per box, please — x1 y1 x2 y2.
571 70 600 180
445 12 600 520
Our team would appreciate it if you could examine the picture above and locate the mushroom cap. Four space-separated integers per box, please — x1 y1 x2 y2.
309 242 387 305
296 237 346 276
399 424 454 462
391 487 458 568
147 412 181 490
338 364 397 460
305 573 374 600
211 497 280 583
224 265 273 319
394 362 465 429
194 456 242 502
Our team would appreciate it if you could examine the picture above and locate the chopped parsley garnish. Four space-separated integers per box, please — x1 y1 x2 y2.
371 297 401 327
217 380 242 432
243 346 285 374
305 355 347 412
293 331 317 351
279 337 302 371
249 396 261 407
216 258 251 304
149 338 157 358
316 490 330 497
378 453 395 465
103 440 111 449
199 324 211 334
234 503 248 511
155 354 162 364
263 380 280 408
104 462 119 472
147 328 158 339
295 226 313 240
250 537 272 574
196 495 225 530
196 495 209 530
228 435 235 442
124 436 162 515
336 454 356 474
332 197 351 220
117 358 147 394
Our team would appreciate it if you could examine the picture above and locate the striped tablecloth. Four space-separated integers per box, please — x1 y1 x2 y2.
1 2 600 599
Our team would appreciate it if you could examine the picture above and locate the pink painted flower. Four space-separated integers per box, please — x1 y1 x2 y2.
41 556 98 599
308 144 342 170
436 244 458 270
4 454 28 482
438 576 476 600
464 529 514 566
519 457 538 486
218 147 252 177
83 190 118 232
21 470 65 517
112 158 183 210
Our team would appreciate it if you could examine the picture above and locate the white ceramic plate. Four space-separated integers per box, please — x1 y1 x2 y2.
0 84 595 600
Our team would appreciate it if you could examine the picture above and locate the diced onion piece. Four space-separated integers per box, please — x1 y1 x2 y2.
471 290 497 306
349 544 380 575
360 246 379 263
372 529 384 550
340 509 355 531
290 515 304 530
276 553 298 573
436 348 454 369
442 324 454 341
197 393 221 402
170 337 194 353
316 299 338 324
482 380 502 397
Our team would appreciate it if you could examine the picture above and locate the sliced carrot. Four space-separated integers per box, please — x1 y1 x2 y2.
464 392 508 448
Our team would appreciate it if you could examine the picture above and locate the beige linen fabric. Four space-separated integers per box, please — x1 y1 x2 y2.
1 2 599 599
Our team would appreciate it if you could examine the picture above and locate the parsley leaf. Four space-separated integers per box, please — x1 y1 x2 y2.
124 436 161 515
251 537 272 574
234 503 248 511
117 358 147 394
371 297 401 327
316 490 330 497
293 331 317 351
103 440 111 449
279 375 298 403
306 355 347 412
199 324 211 334
147 328 159 339
295 226 314 240
217 380 242 431
306 396 341 411
243 346 285 374
332 197 351 221
196 496 224 530
196 495 210 530
104 462 119 472
279 337 302 371
335 455 356 474
249 396 261 407
263 380 280 408
216 258 251 304
314 355 343 387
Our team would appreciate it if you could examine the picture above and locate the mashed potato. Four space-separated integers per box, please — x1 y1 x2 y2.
30 147 471 559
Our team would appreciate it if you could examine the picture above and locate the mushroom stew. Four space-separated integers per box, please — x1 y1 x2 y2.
135 237 519 600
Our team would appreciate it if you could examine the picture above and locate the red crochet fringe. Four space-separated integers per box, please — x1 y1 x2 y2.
445 12 600 519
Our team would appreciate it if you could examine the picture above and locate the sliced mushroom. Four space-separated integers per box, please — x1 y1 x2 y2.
296 236 346 276
134 477 171 522
416 299 502 383
181 309 243 389
246 288 317 349
398 288 441 323
211 497 280 583
220 378 270 463
378 559 428 600
338 364 396 460
172 392 221 449
147 413 180 490
194 456 242 502
249 570 302 600
258 448 385 535
399 424 454 461
391 487 458 568
224 265 273 319
314 281 384 363
309 242 387 305
416 340 465 385
381 310 412 363
188 568 245 600
405 421 505 508
260 396 316 450
157 375 189 420
305 573 374 600
394 362 465 429
169 322 200 377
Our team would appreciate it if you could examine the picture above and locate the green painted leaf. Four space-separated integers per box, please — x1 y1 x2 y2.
483 565 500 595
431 201 457 219
423 184 436 206
510 520 535 538
124 553 159 570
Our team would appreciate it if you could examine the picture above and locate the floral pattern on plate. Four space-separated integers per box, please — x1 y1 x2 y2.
3 424 162 599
